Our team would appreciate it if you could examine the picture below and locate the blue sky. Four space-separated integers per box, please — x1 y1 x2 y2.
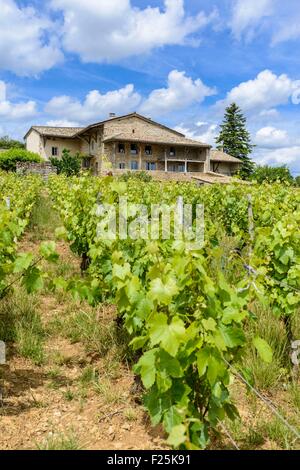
1 0 300 174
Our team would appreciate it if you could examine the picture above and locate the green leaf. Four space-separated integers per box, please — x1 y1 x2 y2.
202 318 217 331
253 337 273 363
112 263 131 281
163 406 183 434
149 314 185 357
13 253 34 273
167 424 186 448
197 348 210 377
134 349 157 389
149 278 179 305
158 350 183 378
156 370 172 393
39 241 59 262
22 267 44 293
219 324 245 348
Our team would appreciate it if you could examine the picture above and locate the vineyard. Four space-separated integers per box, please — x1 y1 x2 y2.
0 171 299 450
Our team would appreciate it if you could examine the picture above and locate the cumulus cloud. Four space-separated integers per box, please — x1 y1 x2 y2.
217 70 300 114
255 126 289 148
256 147 300 169
140 70 216 116
45 84 142 123
0 81 37 120
50 0 215 63
174 122 218 146
0 0 62 76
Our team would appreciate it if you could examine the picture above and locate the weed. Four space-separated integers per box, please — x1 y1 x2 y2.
0 289 45 365
244 303 289 391
37 431 80 450
63 389 75 402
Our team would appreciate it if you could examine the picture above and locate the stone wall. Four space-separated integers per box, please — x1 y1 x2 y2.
16 162 57 178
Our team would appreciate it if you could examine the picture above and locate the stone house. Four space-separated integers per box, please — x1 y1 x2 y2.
25 113 241 178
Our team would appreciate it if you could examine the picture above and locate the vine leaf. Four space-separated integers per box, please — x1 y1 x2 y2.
253 337 273 363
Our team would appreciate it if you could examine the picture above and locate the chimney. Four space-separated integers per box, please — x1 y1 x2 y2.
109 112 116 118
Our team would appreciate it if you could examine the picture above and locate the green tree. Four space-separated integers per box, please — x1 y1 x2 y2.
216 103 255 178
0 135 25 149
0 148 41 172
251 165 294 184
295 176 300 187
50 148 82 176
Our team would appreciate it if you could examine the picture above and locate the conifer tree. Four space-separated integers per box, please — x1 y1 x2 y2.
216 103 255 178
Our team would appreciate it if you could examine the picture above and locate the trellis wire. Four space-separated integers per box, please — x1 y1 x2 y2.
223 358 300 441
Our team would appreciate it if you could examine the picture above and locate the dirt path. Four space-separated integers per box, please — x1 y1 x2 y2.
0 194 166 450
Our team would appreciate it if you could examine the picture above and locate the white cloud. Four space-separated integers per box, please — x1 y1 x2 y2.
46 120 81 127
0 0 62 76
174 122 218 146
230 0 300 45
230 0 273 40
259 108 279 118
255 126 288 148
217 70 300 113
256 146 300 168
140 70 216 116
50 0 215 62
45 84 141 123
0 81 37 120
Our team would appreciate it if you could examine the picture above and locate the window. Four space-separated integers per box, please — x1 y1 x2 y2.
131 161 138 170
178 164 185 173
170 147 176 157
52 147 58 157
146 162 156 171
118 143 125 154
91 140 95 151
82 158 91 169
119 162 125 169
145 145 152 155
130 144 138 155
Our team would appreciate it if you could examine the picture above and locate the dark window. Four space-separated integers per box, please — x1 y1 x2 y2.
119 162 125 169
145 145 152 155
91 140 95 151
131 161 138 170
132 129 135 134
146 162 156 171
52 147 58 156
170 147 176 157
82 158 90 169
178 164 185 173
131 144 138 155
118 143 125 154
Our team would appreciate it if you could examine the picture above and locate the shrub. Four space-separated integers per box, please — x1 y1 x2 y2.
120 170 152 182
0 148 41 172
251 165 294 184
50 149 82 176
0 135 25 150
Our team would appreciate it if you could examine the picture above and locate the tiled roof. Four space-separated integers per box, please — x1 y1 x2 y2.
28 126 84 138
103 133 209 148
210 149 242 163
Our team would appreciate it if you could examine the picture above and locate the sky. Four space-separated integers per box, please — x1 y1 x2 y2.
1 0 300 175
